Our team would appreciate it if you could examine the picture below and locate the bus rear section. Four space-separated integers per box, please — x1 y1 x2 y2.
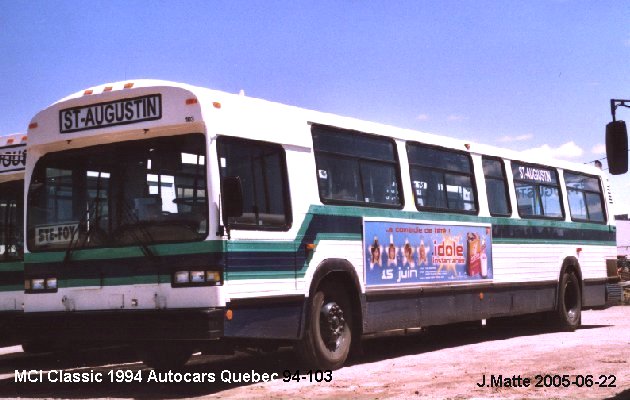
0 134 26 345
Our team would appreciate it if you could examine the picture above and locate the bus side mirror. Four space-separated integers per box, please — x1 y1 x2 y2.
221 176 243 222
606 120 628 175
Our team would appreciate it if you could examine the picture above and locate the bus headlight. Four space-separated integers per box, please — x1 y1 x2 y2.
174 271 191 284
190 271 205 283
25 277 58 292
46 278 58 290
31 279 46 290
205 271 220 283
172 270 222 287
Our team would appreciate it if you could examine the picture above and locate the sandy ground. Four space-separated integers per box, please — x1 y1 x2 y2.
0 305 628 399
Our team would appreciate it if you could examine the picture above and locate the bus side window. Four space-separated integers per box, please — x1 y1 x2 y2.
216 136 292 230
406 143 477 214
482 157 511 216
564 171 606 223
512 162 563 219
311 125 402 208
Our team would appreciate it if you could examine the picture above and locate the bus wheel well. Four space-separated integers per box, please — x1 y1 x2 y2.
561 256 582 277
308 259 364 339
555 256 583 331
560 256 583 290
296 258 363 368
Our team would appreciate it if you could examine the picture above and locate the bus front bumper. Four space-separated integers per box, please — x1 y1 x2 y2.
23 308 224 343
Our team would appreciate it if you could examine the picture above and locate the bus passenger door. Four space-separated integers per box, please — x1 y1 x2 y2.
218 137 300 339
218 136 295 286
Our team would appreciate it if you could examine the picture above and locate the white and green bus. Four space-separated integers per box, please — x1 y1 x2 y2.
0 133 26 344
23 80 618 369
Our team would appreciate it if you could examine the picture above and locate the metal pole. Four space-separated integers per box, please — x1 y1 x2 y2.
611 99 630 122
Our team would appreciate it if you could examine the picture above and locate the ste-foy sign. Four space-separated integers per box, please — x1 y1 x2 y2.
59 94 162 134
36 223 79 246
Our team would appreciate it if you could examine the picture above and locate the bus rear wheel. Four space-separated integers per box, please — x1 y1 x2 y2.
556 271 581 331
297 282 352 370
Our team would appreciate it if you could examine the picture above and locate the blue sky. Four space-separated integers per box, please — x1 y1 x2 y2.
2 1 630 211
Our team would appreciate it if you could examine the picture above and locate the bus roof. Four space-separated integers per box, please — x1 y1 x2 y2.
0 133 27 148
29 79 602 177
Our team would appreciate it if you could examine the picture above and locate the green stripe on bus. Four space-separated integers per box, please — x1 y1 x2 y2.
26 204 615 287
227 241 295 252
0 261 23 272
60 272 296 286
307 204 614 233
63 275 168 288
26 240 224 263
296 212 315 238
26 205 613 264
0 285 22 292
226 271 296 280
493 238 616 246
313 233 362 242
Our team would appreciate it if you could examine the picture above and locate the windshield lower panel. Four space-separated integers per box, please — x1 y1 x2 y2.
28 133 208 252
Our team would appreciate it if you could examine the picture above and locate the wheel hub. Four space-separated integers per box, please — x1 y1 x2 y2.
320 302 345 348
564 282 579 322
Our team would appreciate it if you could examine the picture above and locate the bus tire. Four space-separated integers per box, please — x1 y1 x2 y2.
297 282 352 370
556 271 581 331
138 342 192 370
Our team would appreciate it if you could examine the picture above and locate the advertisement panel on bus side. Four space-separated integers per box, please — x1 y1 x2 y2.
364 219 493 285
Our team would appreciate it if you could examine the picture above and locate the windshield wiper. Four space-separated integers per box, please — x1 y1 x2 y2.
118 199 155 260
64 172 106 263
63 196 100 264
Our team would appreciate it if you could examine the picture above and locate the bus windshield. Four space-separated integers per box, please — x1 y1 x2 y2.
27 133 208 251
0 180 24 260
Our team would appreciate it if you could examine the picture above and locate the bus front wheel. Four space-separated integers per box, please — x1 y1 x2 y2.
556 271 581 331
297 282 352 370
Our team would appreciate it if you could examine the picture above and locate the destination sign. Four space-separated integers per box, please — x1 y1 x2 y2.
0 145 26 173
59 94 162 134
518 166 552 182
512 162 557 184
35 223 79 246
